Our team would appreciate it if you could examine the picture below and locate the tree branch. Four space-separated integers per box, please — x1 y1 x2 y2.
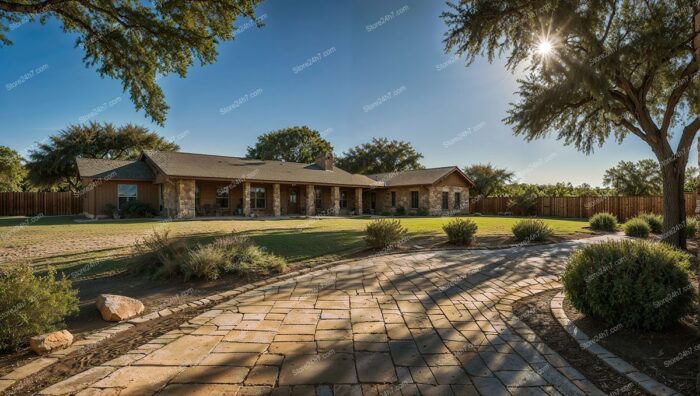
661 61 699 133
0 0 67 13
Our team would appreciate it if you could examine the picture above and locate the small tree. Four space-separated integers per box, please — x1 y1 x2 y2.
0 146 26 192
464 163 513 198
507 184 541 215
246 126 333 163
336 138 424 174
603 159 663 195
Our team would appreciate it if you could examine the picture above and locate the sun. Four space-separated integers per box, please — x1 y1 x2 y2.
536 38 554 56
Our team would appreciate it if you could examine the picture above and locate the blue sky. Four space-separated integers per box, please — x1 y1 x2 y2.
0 0 690 186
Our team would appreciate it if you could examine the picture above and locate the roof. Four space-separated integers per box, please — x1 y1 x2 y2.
141 151 381 187
76 158 155 180
368 167 474 187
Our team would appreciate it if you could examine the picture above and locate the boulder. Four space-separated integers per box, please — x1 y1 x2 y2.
30 330 73 355
96 294 145 322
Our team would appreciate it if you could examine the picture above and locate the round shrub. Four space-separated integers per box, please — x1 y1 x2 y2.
562 240 694 331
637 212 663 233
623 218 650 238
365 219 408 249
589 213 618 232
511 219 553 242
442 218 478 245
685 218 698 238
0 264 79 351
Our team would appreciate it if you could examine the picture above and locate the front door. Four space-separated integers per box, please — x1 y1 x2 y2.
288 188 299 214
370 192 377 212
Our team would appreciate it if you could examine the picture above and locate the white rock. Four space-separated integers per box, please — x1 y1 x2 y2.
30 330 73 355
96 294 145 322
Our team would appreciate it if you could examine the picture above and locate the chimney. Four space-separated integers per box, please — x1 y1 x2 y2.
315 152 333 170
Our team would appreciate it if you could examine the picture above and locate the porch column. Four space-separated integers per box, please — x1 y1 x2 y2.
242 182 251 216
355 188 363 215
273 183 281 217
332 186 340 216
177 179 196 219
305 185 315 216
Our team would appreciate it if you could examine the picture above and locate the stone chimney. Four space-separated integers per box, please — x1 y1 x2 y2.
315 152 333 171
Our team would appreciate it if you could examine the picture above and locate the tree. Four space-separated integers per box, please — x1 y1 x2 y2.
443 1 699 248
464 163 513 198
603 159 663 195
0 0 262 125
246 126 333 163
684 166 698 192
336 138 424 174
26 122 178 191
507 184 542 215
0 146 26 192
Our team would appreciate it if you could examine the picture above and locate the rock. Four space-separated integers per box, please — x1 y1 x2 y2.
30 330 73 355
96 294 145 322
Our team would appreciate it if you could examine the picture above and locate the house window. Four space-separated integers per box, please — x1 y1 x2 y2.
391 191 396 207
454 192 461 209
442 192 449 210
216 187 229 208
195 185 201 208
117 184 137 209
289 188 297 204
410 191 419 209
315 188 322 209
340 191 348 208
250 187 265 209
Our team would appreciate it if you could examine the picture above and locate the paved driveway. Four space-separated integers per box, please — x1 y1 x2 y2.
39 236 620 396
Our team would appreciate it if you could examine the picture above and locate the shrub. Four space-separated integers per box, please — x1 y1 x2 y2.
395 206 406 216
120 200 157 218
589 213 618 232
182 244 227 281
135 229 190 278
102 203 118 217
225 244 287 277
562 240 694 331
511 219 553 242
685 218 698 238
443 218 478 245
416 208 429 216
0 265 79 351
365 219 408 249
507 185 541 215
623 218 650 238
380 210 392 216
638 212 663 233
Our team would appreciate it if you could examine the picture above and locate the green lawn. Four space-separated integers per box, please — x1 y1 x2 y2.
0 215 591 277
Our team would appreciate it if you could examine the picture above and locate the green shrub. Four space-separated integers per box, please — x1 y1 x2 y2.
562 240 694 331
135 228 190 278
380 210 392 216
442 218 478 245
365 219 408 249
507 185 541 215
638 212 663 233
225 243 287 277
395 206 406 216
686 218 698 238
0 265 79 351
120 200 157 218
182 244 227 281
511 219 553 242
102 203 118 217
416 208 429 216
624 218 650 238
589 213 618 232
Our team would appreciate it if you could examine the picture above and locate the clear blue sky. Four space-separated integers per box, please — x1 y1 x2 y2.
0 0 691 186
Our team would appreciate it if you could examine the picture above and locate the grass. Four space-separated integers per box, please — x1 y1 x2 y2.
0 215 591 277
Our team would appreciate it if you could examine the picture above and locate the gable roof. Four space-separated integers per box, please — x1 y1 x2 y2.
76 158 155 180
141 151 381 187
367 167 474 187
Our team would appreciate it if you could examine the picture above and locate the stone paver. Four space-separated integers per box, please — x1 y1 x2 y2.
37 236 621 395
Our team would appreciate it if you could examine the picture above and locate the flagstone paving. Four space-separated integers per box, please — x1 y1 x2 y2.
38 236 621 396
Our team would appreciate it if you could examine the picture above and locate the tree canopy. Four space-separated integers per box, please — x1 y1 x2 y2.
603 159 663 195
26 122 179 191
0 0 262 124
0 146 26 192
464 163 514 198
335 138 424 175
246 126 333 163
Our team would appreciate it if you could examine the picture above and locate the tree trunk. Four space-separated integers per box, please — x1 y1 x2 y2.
659 164 687 249
693 2 700 391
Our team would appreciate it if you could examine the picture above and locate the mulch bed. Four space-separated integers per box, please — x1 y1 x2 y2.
513 290 647 395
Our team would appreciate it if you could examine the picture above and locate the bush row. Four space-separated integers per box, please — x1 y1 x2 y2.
588 212 698 239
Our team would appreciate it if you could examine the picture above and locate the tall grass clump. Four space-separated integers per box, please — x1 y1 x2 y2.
365 219 408 249
589 213 618 232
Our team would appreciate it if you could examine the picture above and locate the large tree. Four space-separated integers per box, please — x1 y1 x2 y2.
443 0 699 248
26 122 178 191
603 159 663 195
246 126 333 163
0 0 262 124
464 163 514 198
336 138 424 174
0 146 26 192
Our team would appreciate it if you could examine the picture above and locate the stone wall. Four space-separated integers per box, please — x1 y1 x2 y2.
162 179 195 219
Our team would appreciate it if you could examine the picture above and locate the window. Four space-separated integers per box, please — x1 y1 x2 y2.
391 191 396 207
315 188 322 209
289 188 297 204
442 192 449 210
250 187 265 209
454 192 461 209
410 191 419 209
195 185 201 208
117 184 137 209
216 187 229 208
340 191 348 208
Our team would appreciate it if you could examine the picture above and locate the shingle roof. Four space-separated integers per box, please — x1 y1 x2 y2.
367 167 474 187
142 151 381 187
76 158 155 180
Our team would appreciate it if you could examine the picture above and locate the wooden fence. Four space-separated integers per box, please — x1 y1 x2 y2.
0 192 83 216
469 193 697 220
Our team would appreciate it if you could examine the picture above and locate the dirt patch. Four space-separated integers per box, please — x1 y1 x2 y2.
564 299 699 394
513 290 646 395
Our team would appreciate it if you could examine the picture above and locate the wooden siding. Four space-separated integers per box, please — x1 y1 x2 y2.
84 180 160 217
0 192 83 216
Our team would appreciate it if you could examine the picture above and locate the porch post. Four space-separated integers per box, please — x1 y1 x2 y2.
273 183 281 217
355 188 363 215
242 182 251 216
305 185 315 216
332 186 340 216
